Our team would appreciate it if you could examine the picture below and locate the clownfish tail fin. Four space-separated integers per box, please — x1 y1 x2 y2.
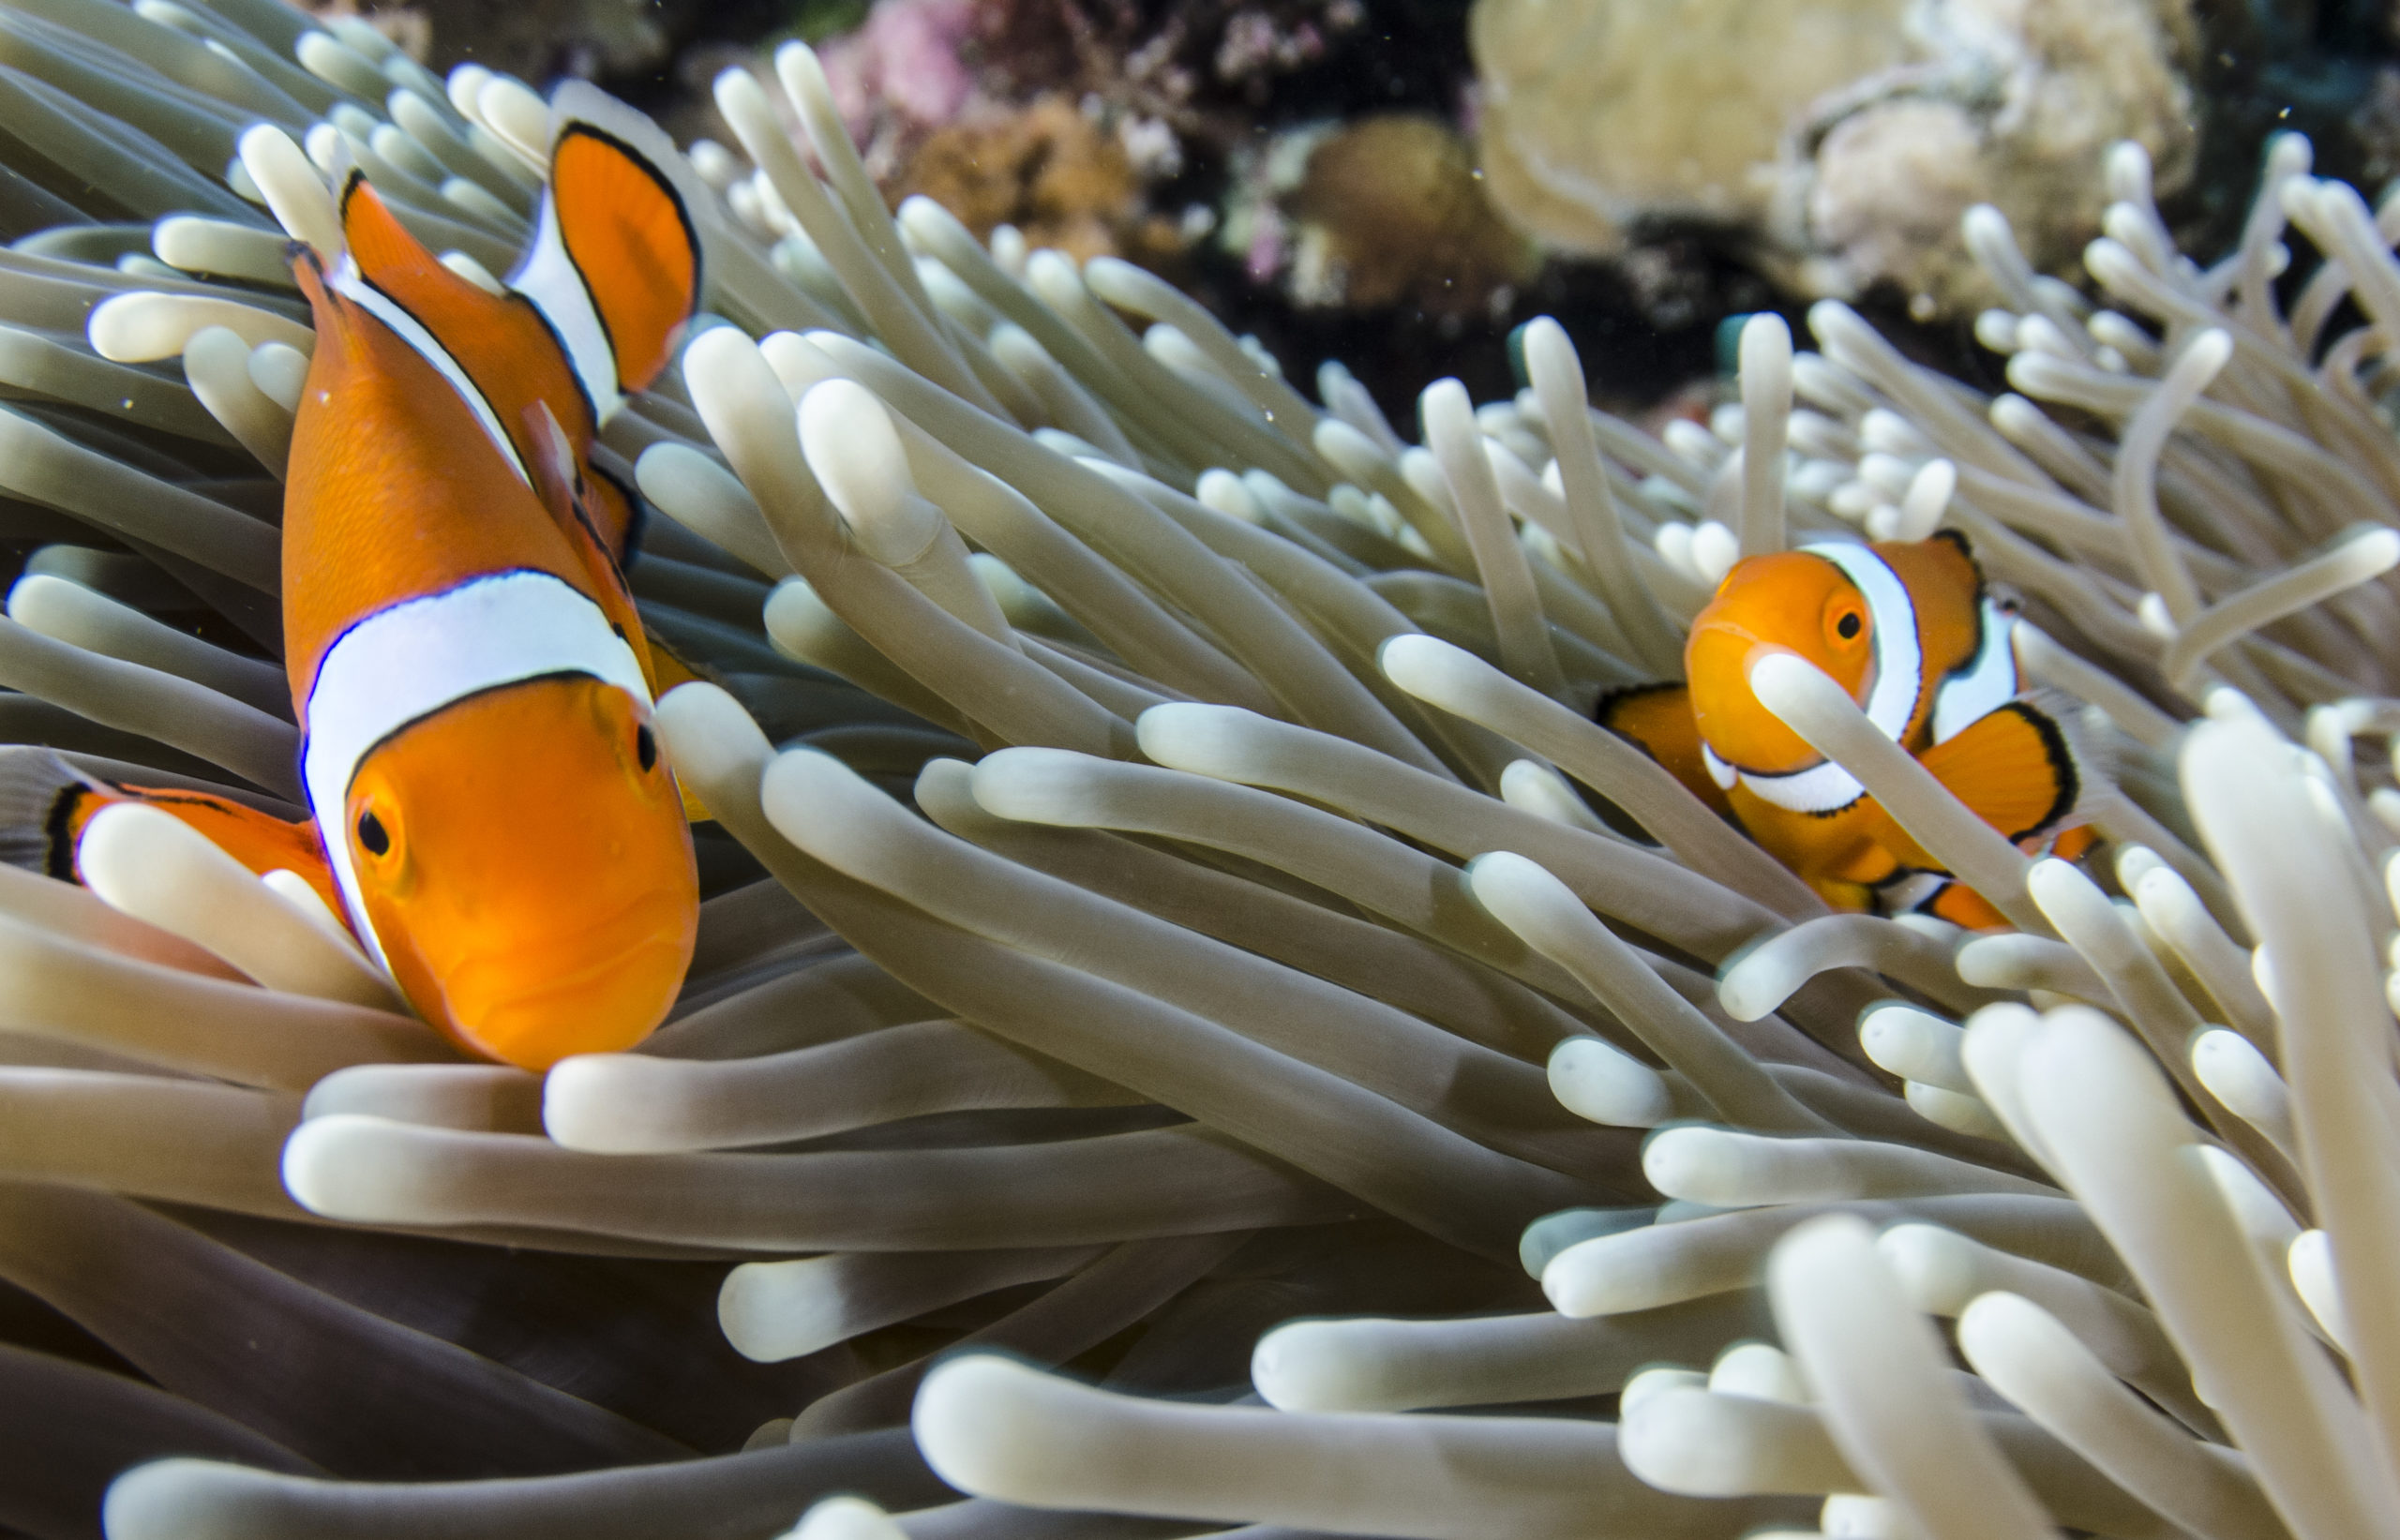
0 747 341 914
2026 686 2115 825
0 745 99 879
1916 693 2106 846
510 82 706 424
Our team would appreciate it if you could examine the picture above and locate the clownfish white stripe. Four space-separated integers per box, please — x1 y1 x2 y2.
1805 541 1922 743
509 191 625 426
329 255 531 488
301 569 652 966
1878 870 1949 915
1931 598 2020 744
1739 756 1868 815
1702 740 1739 790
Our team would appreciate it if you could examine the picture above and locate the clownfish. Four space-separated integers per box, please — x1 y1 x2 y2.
3 84 706 1069
1599 531 2093 930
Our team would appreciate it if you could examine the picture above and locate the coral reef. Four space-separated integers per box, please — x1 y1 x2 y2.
1473 0 1915 250
0 6 2396 1540
891 95 1164 266
1475 0 2203 315
815 0 977 155
743 0 1557 414
1224 112 1537 317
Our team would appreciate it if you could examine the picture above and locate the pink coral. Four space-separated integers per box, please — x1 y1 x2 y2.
818 0 980 140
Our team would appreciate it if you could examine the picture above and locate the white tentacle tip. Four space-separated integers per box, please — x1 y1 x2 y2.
1462 847 1559 913
103 1459 260 1540
1249 1321 1349 1412
1418 375 1473 428
1875 1222 1979 1313
786 1497 908 1540
652 680 772 784
773 37 830 85
278 1114 401 1221
911 1354 1059 1501
712 64 767 112
2348 527 2400 574
1960 202 2010 245
1313 416 1388 470
1712 964 1778 1024
683 321 763 378
73 800 177 905
1640 1126 1733 1204
1549 1035 1674 1128
1738 311 1792 370
1375 631 1482 700
537 1054 641 1152
1131 700 1251 774
1708 1340 1807 1403
795 379 940 563
2181 327 2235 375
2288 1229 2351 1349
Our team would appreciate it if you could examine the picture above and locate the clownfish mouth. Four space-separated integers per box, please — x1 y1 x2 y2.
431 900 694 1069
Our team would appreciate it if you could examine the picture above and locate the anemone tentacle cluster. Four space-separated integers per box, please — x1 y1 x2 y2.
0 5 2395 1540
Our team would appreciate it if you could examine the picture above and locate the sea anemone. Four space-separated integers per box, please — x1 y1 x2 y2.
0 6 2393 1540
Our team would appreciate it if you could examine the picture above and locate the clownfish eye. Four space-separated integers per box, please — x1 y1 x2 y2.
356 807 391 857
635 723 657 773
1824 592 1868 649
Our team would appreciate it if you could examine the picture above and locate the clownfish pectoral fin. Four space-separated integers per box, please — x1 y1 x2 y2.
510 82 704 424
1596 682 1735 820
521 398 581 520
1914 699 2081 845
0 745 346 920
638 630 719 824
642 625 715 696
521 399 627 574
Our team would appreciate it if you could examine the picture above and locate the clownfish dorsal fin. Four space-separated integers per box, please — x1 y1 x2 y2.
335 165 428 281
1596 681 1734 820
509 82 705 426
326 172 538 489
1914 698 2083 845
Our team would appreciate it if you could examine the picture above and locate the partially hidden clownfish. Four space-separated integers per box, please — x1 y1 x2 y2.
1599 531 2094 930
3 84 708 1069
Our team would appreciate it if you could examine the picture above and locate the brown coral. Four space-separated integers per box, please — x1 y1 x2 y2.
1282 114 1537 315
892 96 1168 264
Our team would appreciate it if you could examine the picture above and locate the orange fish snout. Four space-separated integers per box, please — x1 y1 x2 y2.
1685 550 1877 775
341 675 698 1069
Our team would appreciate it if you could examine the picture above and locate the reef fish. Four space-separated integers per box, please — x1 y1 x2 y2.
6 86 706 1069
1599 531 2091 929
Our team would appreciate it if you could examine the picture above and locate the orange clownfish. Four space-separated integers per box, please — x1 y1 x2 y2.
1599 531 2093 930
11 85 707 1069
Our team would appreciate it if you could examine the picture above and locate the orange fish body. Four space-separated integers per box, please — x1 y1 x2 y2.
1602 532 2090 929
22 89 708 1069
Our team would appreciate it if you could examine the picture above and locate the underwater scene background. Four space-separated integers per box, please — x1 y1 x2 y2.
3 1 2400 1538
